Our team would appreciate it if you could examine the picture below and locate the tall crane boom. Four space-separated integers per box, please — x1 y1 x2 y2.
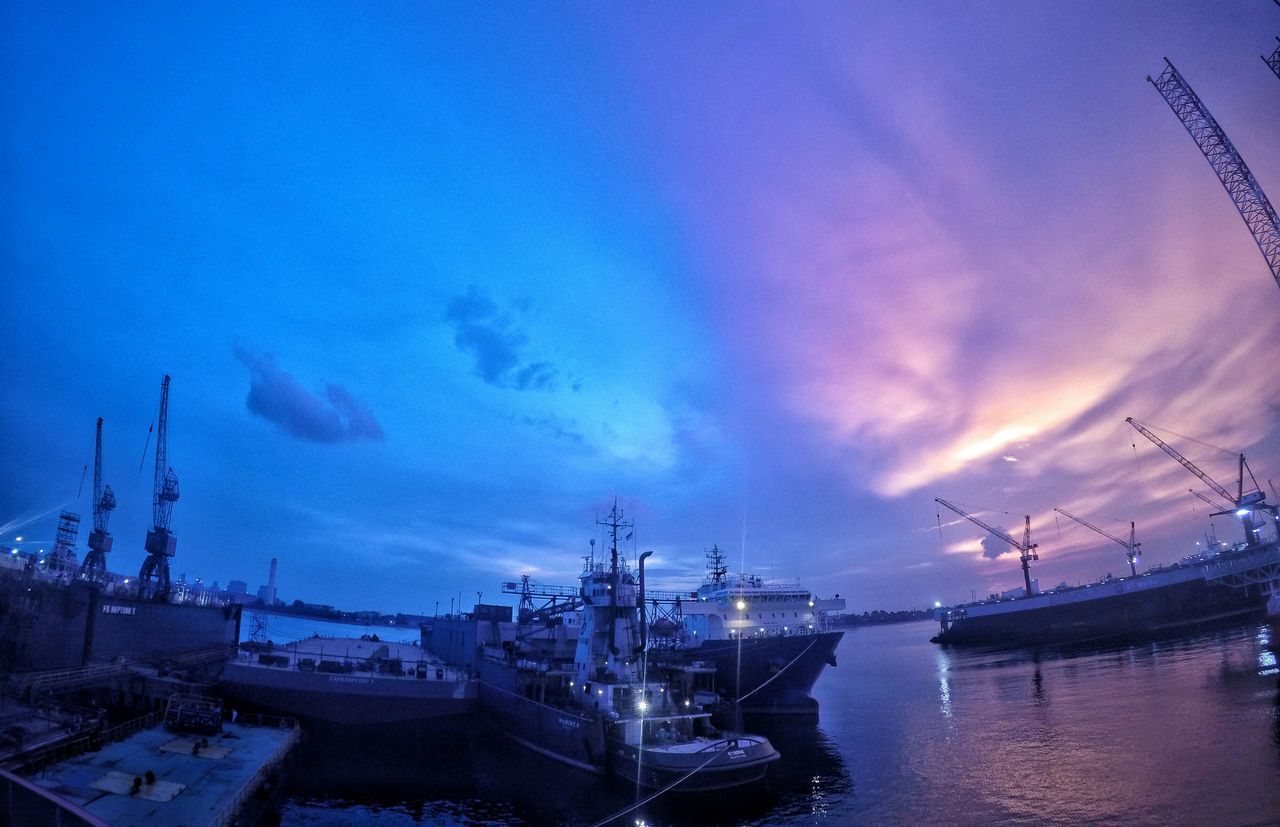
1126 418 1236 504
81 417 116 582
1148 59 1280 291
1128 417 1272 546
1054 507 1140 576
1265 38 1280 83
1188 488 1221 508
935 497 1039 597
140 375 180 598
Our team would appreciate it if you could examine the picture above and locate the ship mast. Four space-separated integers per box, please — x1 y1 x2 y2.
705 543 727 588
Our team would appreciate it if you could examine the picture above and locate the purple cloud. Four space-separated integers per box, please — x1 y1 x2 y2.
446 286 557 391
234 348 384 443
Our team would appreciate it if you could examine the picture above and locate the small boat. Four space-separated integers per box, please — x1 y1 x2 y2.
477 502 779 791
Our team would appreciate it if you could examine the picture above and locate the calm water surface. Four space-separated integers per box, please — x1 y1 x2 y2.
270 619 1280 826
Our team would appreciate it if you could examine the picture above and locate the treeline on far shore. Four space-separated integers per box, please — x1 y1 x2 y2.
834 608 932 627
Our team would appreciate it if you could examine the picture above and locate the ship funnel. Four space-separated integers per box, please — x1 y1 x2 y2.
636 550 653 656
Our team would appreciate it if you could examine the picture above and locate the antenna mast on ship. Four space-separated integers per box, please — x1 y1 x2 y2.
705 544 727 588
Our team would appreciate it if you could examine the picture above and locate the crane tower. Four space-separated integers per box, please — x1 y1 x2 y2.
80 417 116 582
1148 59 1280 292
935 498 1039 597
139 375 180 598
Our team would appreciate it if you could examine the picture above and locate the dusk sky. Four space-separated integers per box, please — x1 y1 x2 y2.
3 3 1279 615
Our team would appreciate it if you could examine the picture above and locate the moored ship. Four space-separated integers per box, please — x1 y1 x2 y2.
220 636 474 726
477 503 779 791
932 539 1280 646
648 546 845 714
933 422 1280 647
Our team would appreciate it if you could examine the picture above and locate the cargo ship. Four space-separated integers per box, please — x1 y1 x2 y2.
476 503 779 791
932 539 1280 646
647 547 845 714
219 636 474 726
428 547 845 716
933 424 1280 647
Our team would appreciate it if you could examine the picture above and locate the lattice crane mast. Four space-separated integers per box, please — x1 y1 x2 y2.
935 497 1039 597
1265 38 1280 83
1127 417 1273 546
1053 508 1140 576
80 417 116 582
139 375 180 598
1148 59 1280 292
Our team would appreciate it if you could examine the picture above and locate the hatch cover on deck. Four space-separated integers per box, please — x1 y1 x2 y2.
90 770 185 801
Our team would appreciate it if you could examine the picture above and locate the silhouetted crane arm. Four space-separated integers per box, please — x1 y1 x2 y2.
935 498 1022 551
1053 508 1133 550
1127 418 1234 505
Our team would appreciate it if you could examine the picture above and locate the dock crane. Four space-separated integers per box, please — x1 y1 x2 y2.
1148 59 1280 292
1127 417 1275 546
1053 508 1140 576
139 375 180 599
935 498 1039 597
1188 488 1221 509
80 417 116 583
1265 38 1280 84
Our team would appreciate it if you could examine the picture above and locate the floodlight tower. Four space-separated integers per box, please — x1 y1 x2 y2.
139 375 180 598
80 417 116 582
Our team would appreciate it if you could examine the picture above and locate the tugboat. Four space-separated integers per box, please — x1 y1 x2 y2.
477 502 779 791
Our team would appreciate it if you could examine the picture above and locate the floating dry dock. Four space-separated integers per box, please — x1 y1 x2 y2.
20 703 298 827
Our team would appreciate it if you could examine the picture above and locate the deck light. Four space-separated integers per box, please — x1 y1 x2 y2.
736 600 746 611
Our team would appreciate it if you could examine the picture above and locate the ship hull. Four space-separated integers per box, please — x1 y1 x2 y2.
607 736 778 791
656 631 844 714
220 639 475 727
0 574 240 672
219 663 474 726
933 545 1279 646
476 665 606 773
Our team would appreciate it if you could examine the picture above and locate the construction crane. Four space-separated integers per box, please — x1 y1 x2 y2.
80 417 116 583
1265 37 1280 83
1053 508 1140 577
1127 417 1274 546
1148 58 1280 291
1188 488 1222 508
935 497 1039 598
139 375 180 598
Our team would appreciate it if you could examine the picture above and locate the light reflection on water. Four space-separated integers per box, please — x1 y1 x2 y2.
275 619 1280 825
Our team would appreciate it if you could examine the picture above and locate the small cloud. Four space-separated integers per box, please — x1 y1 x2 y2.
1002 455 1018 462
980 535 1012 560
445 286 558 391
234 348 384 443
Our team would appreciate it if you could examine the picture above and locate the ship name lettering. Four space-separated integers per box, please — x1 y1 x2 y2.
101 605 137 615
557 717 581 729
327 676 373 685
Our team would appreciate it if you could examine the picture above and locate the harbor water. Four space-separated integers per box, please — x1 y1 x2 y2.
271 619 1280 825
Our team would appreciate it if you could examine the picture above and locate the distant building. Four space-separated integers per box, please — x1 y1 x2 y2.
227 579 248 595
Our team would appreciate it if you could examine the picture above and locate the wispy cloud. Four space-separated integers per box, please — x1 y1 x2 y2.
234 348 384 443
445 286 557 391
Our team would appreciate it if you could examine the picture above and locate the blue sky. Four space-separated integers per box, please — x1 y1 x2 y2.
3 2 1279 614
